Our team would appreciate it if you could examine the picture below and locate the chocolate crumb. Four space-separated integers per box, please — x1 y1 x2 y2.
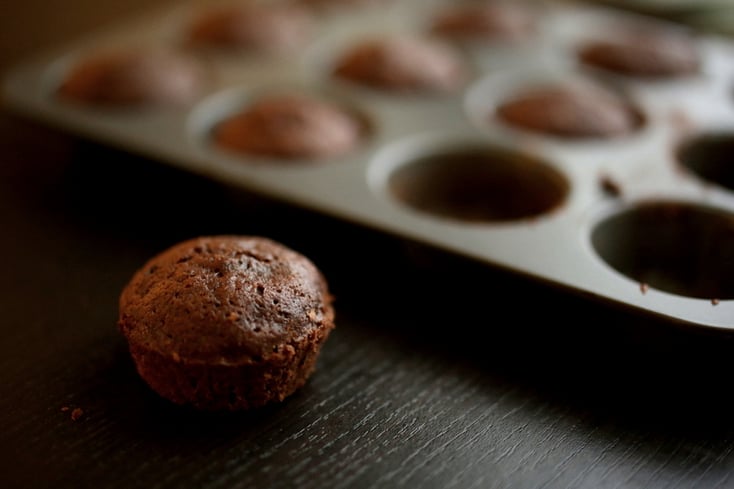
640 282 649 294
600 174 622 197
70 408 84 421
712 298 720 306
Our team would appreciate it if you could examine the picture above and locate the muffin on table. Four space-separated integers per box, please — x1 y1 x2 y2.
117 235 336 411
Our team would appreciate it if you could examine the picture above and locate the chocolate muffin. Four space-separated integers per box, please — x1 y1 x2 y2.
495 81 643 139
118 235 336 411
213 92 366 160
430 1 537 44
577 27 701 79
332 36 467 93
187 3 313 53
300 0 391 10
57 47 204 107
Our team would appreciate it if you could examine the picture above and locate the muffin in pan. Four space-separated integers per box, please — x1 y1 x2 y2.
430 0 538 44
577 26 701 79
118 235 336 411
212 92 368 160
186 2 314 54
299 0 392 10
57 47 204 107
495 80 644 139
332 35 468 94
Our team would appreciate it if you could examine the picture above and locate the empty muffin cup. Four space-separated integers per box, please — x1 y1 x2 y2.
385 143 569 223
676 131 734 192
591 200 734 300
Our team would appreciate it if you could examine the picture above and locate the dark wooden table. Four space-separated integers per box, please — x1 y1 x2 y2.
2 2 734 488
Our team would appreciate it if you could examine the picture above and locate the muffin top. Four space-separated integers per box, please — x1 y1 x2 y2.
118 236 335 365
430 1 538 44
577 27 701 78
213 92 366 159
332 35 467 93
299 0 392 10
495 82 642 138
186 3 313 53
57 47 204 107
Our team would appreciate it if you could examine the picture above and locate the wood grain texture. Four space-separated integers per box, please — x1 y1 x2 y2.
2 113 734 489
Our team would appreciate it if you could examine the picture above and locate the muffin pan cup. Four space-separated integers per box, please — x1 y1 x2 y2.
3 0 734 329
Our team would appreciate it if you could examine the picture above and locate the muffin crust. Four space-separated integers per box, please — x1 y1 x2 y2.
118 235 336 410
58 47 203 107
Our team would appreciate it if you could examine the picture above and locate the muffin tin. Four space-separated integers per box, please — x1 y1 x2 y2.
3 0 734 330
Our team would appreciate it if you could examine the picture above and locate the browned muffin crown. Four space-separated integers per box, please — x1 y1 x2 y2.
496 82 643 139
118 235 335 410
300 0 392 10
213 93 365 160
430 1 537 44
578 28 701 78
333 36 467 93
58 47 204 107
187 3 313 53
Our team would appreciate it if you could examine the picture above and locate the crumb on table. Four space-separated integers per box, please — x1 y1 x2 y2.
61 406 84 421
